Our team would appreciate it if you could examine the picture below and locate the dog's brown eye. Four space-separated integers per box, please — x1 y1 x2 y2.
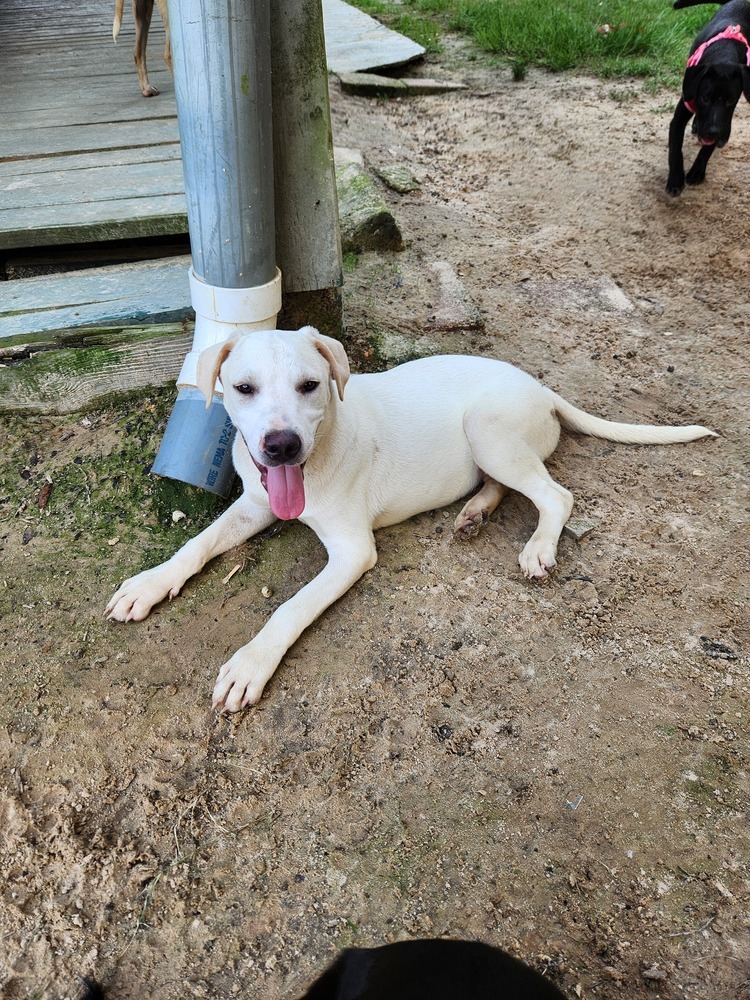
235 383 256 396
300 380 320 394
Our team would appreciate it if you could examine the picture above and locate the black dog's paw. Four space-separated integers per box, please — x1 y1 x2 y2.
685 165 707 186
665 174 685 197
78 978 105 1000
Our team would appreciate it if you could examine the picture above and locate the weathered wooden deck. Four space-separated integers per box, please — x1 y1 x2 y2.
0 0 423 411
0 0 183 252
0 0 423 256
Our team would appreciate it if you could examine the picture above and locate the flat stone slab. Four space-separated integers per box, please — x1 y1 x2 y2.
516 276 634 315
337 71 467 96
323 0 425 73
424 262 483 331
374 163 422 193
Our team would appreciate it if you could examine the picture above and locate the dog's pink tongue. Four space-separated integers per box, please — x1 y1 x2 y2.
266 464 305 520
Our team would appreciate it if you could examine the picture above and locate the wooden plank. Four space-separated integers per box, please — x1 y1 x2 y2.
0 322 194 414
0 256 193 343
0 145 182 178
0 199 187 249
0 100 176 130
0 119 179 161
0 159 184 209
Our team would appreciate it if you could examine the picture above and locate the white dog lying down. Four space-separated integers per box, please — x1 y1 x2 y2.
106 327 715 712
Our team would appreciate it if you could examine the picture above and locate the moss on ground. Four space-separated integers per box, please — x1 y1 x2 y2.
1 385 231 573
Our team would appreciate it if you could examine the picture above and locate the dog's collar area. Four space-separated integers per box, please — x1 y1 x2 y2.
686 23 750 70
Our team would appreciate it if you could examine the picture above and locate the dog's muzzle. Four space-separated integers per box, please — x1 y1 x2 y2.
249 432 307 521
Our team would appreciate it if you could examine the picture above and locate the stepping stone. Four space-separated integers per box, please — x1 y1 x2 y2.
323 0 425 73
424 262 483 331
337 71 467 96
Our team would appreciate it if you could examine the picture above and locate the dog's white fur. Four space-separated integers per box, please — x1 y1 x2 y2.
106 327 715 712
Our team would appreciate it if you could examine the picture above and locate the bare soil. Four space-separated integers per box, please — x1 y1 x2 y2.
1 40 748 1000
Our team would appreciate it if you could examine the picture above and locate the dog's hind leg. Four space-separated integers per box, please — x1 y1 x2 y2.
453 476 508 540
156 0 172 74
133 0 158 96
467 432 573 579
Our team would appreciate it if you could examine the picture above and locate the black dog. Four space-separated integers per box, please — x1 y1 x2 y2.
666 0 750 195
79 939 568 999
298 939 568 999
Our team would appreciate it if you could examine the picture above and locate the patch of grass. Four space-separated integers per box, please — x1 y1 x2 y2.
349 0 713 85
343 251 360 273
453 0 708 82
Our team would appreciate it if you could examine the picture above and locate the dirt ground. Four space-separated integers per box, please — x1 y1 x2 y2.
1 38 749 1000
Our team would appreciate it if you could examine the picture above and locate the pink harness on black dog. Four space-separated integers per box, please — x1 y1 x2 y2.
684 23 750 112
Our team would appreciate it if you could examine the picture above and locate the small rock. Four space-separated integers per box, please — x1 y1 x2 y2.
641 965 667 981
334 146 364 167
563 517 599 540
374 163 422 193
700 636 738 660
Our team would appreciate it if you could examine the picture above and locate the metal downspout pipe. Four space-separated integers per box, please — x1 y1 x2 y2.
153 0 281 495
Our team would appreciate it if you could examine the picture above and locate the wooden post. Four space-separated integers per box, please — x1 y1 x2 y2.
271 0 344 336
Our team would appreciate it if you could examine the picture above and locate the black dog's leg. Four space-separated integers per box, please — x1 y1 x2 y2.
666 100 694 196
685 143 716 185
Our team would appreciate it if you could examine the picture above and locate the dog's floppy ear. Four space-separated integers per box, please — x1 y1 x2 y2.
302 326 350 401
682 64 707 105
195 336 239 408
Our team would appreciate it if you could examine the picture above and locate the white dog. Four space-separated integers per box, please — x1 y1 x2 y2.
106 327 715 712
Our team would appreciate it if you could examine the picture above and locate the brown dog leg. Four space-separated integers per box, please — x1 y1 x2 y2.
133 0 158 96
156 0 172 75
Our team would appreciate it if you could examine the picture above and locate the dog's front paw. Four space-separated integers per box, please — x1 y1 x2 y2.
665 174 685 197
212 648 278 713
105 567 181 622
518 538 557 580
685 164 706 186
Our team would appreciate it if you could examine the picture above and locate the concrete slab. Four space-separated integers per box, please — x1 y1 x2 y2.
338 71 467 96
323 0 425 73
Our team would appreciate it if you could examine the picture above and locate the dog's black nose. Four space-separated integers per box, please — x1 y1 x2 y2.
263 430 302 465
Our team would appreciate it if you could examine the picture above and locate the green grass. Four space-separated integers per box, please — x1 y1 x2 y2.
349 0 713 84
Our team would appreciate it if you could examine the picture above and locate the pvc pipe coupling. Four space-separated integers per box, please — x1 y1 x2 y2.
178 265 283 390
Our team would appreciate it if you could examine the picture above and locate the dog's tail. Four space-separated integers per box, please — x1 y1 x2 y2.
113 0 124 42
550 392 717 445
